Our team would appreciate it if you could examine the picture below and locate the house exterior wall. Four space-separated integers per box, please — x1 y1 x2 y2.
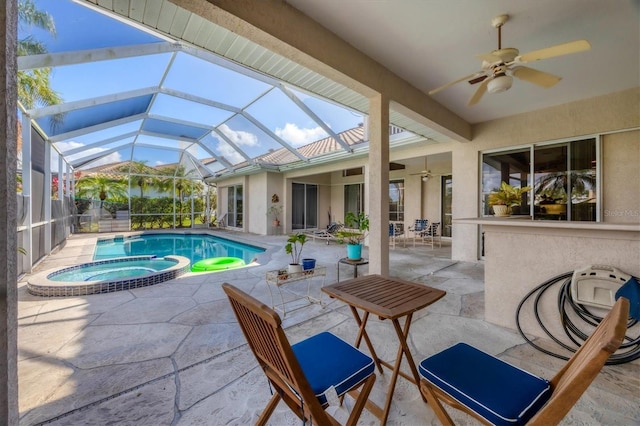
214 141 454 239
453 87 640 262
603 130 640 224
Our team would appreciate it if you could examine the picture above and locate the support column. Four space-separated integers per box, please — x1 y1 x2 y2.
22 114 32 271
1 1 18 423
368 93 390 275
44 141 51 254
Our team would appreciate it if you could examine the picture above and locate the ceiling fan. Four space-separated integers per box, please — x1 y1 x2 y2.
428 14 591 106
409 159 438 181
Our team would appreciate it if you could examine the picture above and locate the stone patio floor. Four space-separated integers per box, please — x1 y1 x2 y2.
17 230 640 425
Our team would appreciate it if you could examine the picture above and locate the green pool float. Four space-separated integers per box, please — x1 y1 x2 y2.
191 257 246 272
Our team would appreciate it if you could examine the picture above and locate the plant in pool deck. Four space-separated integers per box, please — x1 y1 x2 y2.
342 211 369 245
285 233 307 266
267 204 283 226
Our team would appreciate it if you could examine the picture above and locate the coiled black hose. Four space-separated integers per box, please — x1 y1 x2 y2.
515 271 640 365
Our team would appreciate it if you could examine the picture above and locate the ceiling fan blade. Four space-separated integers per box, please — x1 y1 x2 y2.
468 75 488 85
467 77 490 106
429 72 485 95
511 66 561 88
517 39 591 63
475 52 503 64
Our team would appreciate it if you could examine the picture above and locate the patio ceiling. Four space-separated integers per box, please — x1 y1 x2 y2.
18 0 451 182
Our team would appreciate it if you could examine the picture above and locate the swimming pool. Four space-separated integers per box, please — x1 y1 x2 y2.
27 255 191 297
94 233 265 265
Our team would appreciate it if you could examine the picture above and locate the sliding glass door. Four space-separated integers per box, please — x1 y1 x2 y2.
292 183 318 230
227 185 243 228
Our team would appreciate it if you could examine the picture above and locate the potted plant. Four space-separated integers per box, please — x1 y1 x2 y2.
343 211 369 260
285 233 307 273
488 181 531 217
267 204 283 226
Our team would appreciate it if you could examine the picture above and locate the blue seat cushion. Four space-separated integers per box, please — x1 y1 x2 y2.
292 332 374 405
419 343 552 425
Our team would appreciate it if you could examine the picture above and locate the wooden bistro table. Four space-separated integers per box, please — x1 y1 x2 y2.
322 274 446 425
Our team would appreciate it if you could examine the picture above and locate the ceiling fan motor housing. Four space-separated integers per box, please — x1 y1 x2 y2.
487 75 513 93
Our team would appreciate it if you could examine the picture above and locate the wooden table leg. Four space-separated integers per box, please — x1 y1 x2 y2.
379 313 429 424
350 307 383 374
393 314 427 402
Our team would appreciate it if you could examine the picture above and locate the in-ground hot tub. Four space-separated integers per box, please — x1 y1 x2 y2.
27 255 190 297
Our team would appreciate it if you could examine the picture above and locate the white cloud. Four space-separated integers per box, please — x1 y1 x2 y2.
216 140 245 165
58 141 123 169
155 160 165 166
219 124 259 147
275 123 327 147
216 124 259 164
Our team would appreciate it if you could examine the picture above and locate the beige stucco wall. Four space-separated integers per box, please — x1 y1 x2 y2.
602 130 640 223
453 87 640 261
213 140 454 239
483 223 639 337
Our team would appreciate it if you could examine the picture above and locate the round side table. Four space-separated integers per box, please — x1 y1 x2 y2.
337 257 369 281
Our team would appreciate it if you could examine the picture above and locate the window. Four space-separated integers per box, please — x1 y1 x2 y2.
482 148 531 216
344 184 364 218
534 139 597 221
227 185 243 228
342 167 363 177
481 138 598 221
389 180 404 222
441 175 453 237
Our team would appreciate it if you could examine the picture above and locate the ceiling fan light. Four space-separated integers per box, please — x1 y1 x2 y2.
487 75 513 94
422 175 429 182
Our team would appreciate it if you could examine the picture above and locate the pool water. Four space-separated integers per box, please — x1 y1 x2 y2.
49 259 177 282
94 233 265 265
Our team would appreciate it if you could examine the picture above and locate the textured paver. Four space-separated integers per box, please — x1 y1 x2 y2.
17 231 640 425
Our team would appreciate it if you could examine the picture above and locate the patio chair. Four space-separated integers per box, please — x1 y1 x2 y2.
304 222 344 245
420 222 441 248
222 283 376 425
389 222 405 248
408 219 428 247
418 296 629 426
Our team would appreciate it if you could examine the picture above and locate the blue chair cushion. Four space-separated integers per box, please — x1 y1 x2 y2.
292 331 375 405
615 276 640 320
419 343 552 425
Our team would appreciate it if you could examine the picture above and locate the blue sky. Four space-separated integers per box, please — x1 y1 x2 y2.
22 0 363 170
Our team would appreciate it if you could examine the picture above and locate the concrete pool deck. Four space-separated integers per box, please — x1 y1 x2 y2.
17 230 640 425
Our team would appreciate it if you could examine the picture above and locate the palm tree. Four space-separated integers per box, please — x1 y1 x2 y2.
157 165 201 227
117 161 156 198
75 175 128 209
18 0 62 109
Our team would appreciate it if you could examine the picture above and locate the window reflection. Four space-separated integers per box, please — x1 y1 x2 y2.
481 149 531 216
481 138 597 221
534 139 596 221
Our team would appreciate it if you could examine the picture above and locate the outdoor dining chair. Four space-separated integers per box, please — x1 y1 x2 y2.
418 296 629 425
389 222 405 248
408 219 428 247
222 283 376 426
420 221 441 248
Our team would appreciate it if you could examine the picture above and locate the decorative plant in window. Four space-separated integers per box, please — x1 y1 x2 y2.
488 181 531 216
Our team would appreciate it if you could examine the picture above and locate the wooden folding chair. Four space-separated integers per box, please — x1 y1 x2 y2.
222 283 376 425
419 296 629 425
